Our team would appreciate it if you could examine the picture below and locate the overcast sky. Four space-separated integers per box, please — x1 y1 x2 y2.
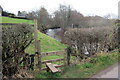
0 0 119 17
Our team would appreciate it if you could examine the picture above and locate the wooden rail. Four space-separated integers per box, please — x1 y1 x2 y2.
42 50 65 56
41 64 65 71
42 58 64 64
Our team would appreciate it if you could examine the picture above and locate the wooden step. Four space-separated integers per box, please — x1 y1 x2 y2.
52 64 61 72
41 64 64 71
46 63 60 73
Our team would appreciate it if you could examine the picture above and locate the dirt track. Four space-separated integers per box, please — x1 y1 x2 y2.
91 62 119 78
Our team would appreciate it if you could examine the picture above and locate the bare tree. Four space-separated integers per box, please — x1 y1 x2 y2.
37 7 51 32
27 11 38 20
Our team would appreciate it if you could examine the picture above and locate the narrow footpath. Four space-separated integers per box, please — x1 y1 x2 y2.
91 62 119 78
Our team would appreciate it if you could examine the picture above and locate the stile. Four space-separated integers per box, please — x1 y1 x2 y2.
46 63 60 73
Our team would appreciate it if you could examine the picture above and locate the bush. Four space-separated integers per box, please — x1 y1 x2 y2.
2 24 34 77
89 52 118 66
36 72 61 78
83 62 94 68
64 27 117 59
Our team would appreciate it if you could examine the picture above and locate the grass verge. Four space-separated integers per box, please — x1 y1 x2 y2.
35 50 118 78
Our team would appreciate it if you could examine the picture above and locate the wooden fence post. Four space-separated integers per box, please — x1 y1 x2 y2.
118 27 120 52
64 48 67 66
30 54 35 70
34 19 41 71
66 47 71 66
34 19 38 52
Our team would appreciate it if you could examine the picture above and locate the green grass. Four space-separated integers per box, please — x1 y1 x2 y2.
42 55 64 61
1 17 67 53
62 51 118 78
0 16 34 24
25 31 67 54
35 51 118 78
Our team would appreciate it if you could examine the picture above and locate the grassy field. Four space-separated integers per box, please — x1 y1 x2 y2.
1 17 66 53
25 31 67 54
0 16 34 24
1 16 67 55
35 50 118 78
2 22 67 70
25 30 67 70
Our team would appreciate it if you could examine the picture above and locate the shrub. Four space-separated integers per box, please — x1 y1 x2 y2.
83 62 94 68
64 27 117 59
36 72 61 78
2 24 34 77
